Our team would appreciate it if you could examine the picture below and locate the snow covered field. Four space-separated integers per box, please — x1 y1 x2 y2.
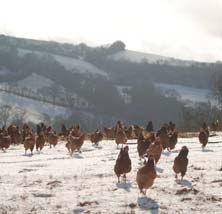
17 49 108 77
110 50 170 63
109 50 194 66
1 135 222 214
17 73 53 92
0 91 70 123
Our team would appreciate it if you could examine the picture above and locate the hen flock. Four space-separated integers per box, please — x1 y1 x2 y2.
0 120 217 195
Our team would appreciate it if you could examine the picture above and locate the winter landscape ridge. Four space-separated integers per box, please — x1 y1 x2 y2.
1 35 220 129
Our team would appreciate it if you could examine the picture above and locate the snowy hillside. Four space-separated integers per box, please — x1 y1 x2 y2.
52 55 108 77
17 49 108 77
115 85 132 104
0 91 71 123
0 135 222 213
17 73 53 92
110 50 169 63
109 50 194 66
155 82 215 104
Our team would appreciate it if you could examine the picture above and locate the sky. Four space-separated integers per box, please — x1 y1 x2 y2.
0 0 221 62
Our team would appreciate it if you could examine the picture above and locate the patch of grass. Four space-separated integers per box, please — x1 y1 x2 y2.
56 205 62 209
32 193 54 198
181 197 192 202
20 194 28 201
128 203 137 209
206 196 222 202
211 180 222 183
176 188 199 195
78 201 99 207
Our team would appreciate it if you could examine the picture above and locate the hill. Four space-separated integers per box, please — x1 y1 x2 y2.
109 49 194 66
0 35 221 130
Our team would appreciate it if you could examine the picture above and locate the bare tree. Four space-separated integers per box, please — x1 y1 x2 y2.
0 105 12 127
48 82 62 105
212 74 222 108
65 93 76 108
181 101 221 131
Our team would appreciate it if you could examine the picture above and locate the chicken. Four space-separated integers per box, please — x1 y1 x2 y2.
14 131 22 145
0 134 11 152
173 146 189 180
198 128 208 148
90 130 103 145
210 120 219 132
137 132 154 159
146 121 154 133
158 126 169 150
47 132 58 148
114 121 124 135
114 146 131 183
24 133 35 155
22 124 32 141
146 138 162 164
125 126 133 139
7 124 22 145
168 131 178 151
134 125 144 138
136 155 157 195
202 122 209 137
36 130 46 152
66 133 86 155
169 121 176 132
7 124 17 136
36 135 45 152
36 124 42 136
70 124 81 137
115 129 127 147
61 123 68 137
0 126 7 135
104 127 115 140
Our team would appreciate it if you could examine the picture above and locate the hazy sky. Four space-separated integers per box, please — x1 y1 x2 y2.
0 0 221 62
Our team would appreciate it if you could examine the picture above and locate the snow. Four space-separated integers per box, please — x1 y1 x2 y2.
52 55 108 77
0 91 71 123
0 135 222 213
17 48 108 77
17 73 53 92
115 85 132 104
110 50 170 63
109 50 195 67
155 82 216 104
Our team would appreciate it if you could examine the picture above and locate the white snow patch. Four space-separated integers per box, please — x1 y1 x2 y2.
52 54 108 77
155 82 216 104
17 48 108 77
110 50 170 63
109 50 195 66
116 85 132 104
0 91 71 123
17 73 53 92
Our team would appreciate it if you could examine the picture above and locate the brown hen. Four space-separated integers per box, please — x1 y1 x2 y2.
146 138 162 164
198 128 208 148
173 146 189 180
66 133 86 155
136 155 157 195
114 146 131 183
